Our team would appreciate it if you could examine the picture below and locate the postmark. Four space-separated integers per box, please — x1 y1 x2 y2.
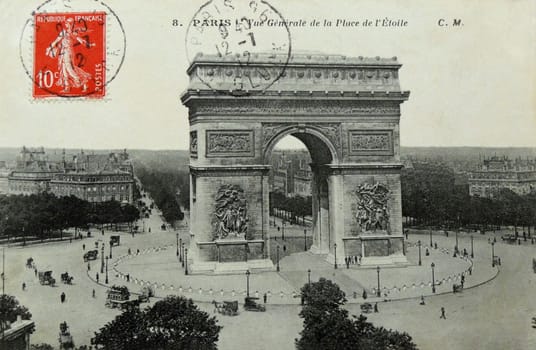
19 0 126 100
185 0 292 93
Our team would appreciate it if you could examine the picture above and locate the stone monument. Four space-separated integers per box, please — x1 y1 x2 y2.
181 53 410 273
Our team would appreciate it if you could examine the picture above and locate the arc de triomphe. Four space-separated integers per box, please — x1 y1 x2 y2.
181 53 410 274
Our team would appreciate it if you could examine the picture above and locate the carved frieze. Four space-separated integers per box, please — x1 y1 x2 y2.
211 184 251 241
348 130 394 156
355 182 390 235
190 131 198 158
193 100 400 116
206 130 254 157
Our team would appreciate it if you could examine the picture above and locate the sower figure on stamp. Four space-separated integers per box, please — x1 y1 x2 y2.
45 18 94 93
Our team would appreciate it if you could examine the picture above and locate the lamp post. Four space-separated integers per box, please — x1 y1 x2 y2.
282 222 285 241
304 229 307 251
109 241 113 259
246 270 251 297
184 248 188 275
276 245 280 272
105 257 109 284
101 245 105 273
491 241 495 267
470 235 474 258
307 269 311 285
181 243 185 267
455 229 459 250
334 243 337 269
431 262 436 293
429 230 433 247
176 233 179 257
376 266 381 297
418 240 422 266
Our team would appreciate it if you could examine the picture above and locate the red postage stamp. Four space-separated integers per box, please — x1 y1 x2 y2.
33 12 106 98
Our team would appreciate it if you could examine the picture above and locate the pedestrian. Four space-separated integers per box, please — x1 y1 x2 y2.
128 248 131 255
127 274 130 282
34 268 37 277
493 237 496 243
374 302 379 313
137 249 140 255
87 263 90 271
283 245 286 252
345 257 350 269
148 227 151 233
96 273 99 283
22 282 26 291
92 289 96 298
83 244 85 250
61 292 66 303
434 243 438 249
69 238 72 243
101 229 104 236
440 307 446 319
420 295 425 305
362 290 367 300
263 293 267 304
425 248 430 256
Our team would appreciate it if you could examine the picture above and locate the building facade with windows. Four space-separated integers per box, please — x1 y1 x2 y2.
271 149 312 197
468 156 536 198
7 147 135 203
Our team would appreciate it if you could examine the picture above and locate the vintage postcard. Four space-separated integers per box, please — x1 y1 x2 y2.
0 0 535 349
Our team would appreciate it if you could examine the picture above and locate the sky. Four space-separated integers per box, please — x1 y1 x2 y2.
0 0 534 150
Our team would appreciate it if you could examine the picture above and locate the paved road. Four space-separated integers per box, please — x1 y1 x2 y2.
3 204 536 349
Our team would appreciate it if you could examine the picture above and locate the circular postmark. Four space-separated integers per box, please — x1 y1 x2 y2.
185 0 292 94
19 0 126 99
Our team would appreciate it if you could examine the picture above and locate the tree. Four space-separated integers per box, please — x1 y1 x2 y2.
92 296 221 350
296 279 417 350
0 295 33 332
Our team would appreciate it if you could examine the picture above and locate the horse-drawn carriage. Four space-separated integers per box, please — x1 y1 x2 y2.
137 286 154 303
110 235 120 247
58 321 74 350
360 302 373 314
244 297 265 312
501 234 517 244
83 250 98 262
61 272 74 284
105 285 140 310
213 300 239 316
38 271 56 286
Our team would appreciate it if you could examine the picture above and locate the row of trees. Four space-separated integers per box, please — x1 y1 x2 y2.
402 162 536 233
0 193 140 241
135 164 188 224
270 191 312 224
297 278 417 349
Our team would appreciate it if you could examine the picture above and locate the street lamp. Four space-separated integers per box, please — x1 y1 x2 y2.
418 240 422 266
276 245 280 272
376 266 381 297
181 243 185 267
176 233 179 257
246 270 251 297
282 223 285 241
304 229 307 252
431 262 436 293
101 245 105 273
470 235 474 258
184 248 188 275
105 257 109 284
334 243 337 269
109 241 113 259
429 230 433 247
455 229 459 250
307 269 311 285
491 241 495 267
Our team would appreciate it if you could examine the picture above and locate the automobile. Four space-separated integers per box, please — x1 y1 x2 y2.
83 250 98 262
